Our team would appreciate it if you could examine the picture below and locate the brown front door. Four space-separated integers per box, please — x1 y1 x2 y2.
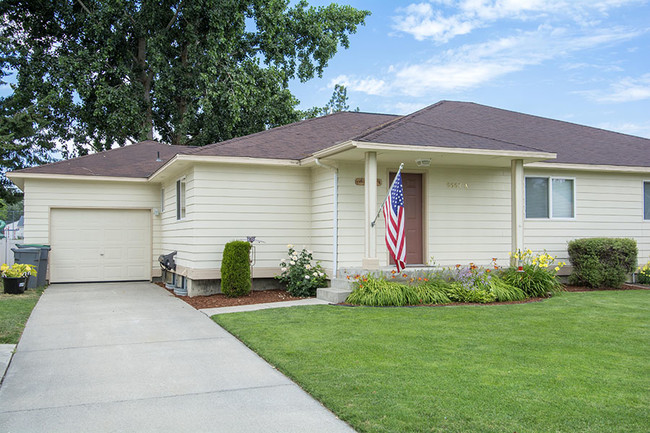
389 172 424 265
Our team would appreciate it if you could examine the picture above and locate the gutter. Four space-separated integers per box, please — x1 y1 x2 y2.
314 158 338 278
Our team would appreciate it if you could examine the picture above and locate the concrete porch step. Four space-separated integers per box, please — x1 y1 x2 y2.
317 287 352 304
317 278 354 303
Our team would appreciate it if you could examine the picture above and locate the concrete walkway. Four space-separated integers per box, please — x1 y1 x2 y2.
0 283 354 433
201 297 329 316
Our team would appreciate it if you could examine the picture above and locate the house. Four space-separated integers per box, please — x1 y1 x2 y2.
8 101 650 296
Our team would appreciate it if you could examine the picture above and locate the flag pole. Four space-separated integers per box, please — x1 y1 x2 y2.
371 163 404 227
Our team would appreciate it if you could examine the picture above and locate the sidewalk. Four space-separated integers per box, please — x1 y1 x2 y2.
0 282 353 433
200 297 329 316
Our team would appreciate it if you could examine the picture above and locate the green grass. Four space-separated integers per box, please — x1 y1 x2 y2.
214 291 650 433
0 284 44 344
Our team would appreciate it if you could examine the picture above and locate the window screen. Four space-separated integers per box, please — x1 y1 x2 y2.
525 177 549 218
552 178 574 218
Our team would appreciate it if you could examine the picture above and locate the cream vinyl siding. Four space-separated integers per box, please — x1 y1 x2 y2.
427 167 512 266
179 163 311 275
336 164 513 268
336 163 384 267
22 179 160 278
311 167 335 273
160 169 195 272
524 170 650 261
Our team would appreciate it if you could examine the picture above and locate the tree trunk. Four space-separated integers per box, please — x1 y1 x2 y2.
138 36 154 141
172 44 189 146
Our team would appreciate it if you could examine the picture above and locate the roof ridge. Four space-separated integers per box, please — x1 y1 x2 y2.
193 112 400 156
353 101 450 141
408 120 552 153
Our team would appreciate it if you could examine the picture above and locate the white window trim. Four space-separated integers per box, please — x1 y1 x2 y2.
525 176 576 220
641 180 650 222
176 177 186 221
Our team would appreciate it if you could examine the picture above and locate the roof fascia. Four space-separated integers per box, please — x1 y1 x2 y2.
353 141 557 160
525 162 650 173
7 172 147 191
148 154 301 182
309 140 357 160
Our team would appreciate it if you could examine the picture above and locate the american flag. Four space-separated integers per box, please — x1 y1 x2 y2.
383 172 406 272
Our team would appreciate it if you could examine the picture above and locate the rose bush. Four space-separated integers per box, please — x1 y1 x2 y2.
276 245 327 297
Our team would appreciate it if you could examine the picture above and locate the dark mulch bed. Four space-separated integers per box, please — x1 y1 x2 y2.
156 282 306 309
157 282 650 310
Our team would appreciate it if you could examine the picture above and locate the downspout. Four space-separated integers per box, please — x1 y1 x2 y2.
314 158 338 277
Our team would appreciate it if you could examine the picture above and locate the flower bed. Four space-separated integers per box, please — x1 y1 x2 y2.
345 250 566 307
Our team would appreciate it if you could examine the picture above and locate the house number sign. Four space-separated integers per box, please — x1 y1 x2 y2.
355 178 382 186
447 182 470 189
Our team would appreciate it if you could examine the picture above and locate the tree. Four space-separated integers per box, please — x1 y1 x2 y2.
0 0 370 153
302 83 359 118
0 34 57 202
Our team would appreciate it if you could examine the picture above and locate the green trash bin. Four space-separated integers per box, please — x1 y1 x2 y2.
16 244 51 288
12 247 41 289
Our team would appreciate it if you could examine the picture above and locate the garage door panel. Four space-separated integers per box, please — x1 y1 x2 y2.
50 209 151 283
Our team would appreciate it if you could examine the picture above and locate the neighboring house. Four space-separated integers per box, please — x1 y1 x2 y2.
3 215 24 240
8 101 650 295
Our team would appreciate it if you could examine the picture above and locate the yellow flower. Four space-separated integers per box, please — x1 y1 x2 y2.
554 266 560 272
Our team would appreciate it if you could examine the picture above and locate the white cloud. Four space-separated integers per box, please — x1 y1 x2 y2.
392 2 476 42
587 74 650 102
392 0 644 42
389 26 641 94
328 75 388 96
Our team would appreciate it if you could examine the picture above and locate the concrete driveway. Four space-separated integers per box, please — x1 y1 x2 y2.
0 283 354 433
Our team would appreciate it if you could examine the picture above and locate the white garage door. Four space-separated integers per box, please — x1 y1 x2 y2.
50 208 151 283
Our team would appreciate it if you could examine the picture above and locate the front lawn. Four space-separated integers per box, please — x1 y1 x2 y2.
0 286 44 344
214 291 649 433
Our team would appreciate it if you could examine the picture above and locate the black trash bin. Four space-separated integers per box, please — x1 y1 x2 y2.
12 247 41 289
16 244 50 287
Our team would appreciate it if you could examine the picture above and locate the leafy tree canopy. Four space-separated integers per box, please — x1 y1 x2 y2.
1 0 370 154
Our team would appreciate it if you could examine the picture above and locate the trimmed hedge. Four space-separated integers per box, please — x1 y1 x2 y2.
568 238 637 288
221 241 251 297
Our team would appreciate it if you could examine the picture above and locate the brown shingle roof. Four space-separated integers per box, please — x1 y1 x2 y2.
14 141 195 178
191 111 399 160
361 101 649 166
13 101 650 179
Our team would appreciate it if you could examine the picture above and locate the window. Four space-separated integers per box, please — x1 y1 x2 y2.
643 182 650 220
525 177 575 219
176 178 186 220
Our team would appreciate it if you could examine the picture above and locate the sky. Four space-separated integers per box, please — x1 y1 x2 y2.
289 0 650 138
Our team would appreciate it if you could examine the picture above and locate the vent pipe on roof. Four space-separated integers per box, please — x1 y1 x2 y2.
314 158 338 277
156 151 162 162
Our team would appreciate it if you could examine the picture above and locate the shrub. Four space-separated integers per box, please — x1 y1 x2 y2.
502 250 564 297
568 238 637 288
413 281 453 305
638 260 650 284
485 278 527 302
346 276 413 306
346 275 452 306
446 283 496 303
221 241 251 297
276 245 327 297
444 261 524 302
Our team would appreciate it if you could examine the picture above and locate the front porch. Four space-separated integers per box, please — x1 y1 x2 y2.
311 141 556 277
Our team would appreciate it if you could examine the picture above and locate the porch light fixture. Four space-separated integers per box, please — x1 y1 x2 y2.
415 158 431 167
